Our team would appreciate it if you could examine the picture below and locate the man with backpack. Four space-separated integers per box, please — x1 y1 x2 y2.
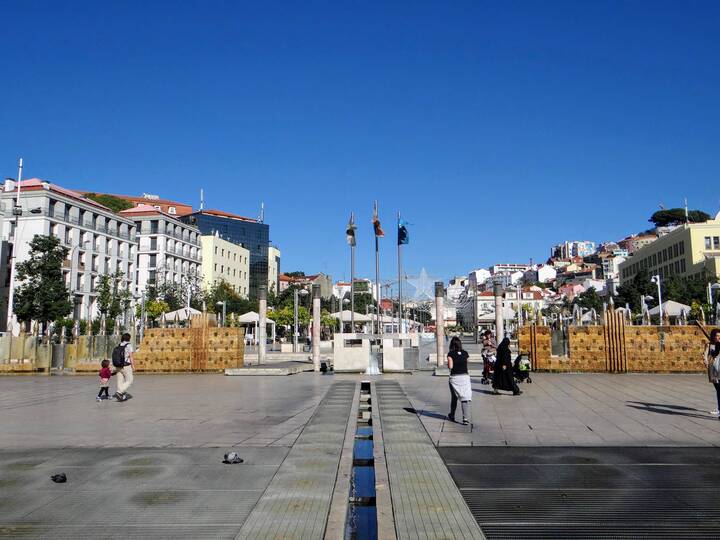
112 333 135 402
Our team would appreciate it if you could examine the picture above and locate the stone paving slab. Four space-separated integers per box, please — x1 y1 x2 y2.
375 381 485 540
0 447 289 540
398 372 720 447
236 381 356 540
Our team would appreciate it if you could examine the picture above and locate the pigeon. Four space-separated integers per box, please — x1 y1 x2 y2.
222 452 243 464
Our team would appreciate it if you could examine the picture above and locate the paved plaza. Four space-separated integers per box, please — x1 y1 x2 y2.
1 371 720 539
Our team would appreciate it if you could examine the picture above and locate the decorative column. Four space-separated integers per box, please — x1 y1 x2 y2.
312 284 321 372
258 286 267 365
493 279 504 342
434 281 445 367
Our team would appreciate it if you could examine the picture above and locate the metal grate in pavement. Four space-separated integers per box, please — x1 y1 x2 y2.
441 446 720 539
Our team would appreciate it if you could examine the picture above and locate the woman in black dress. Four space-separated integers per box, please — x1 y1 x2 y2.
492 337 522 396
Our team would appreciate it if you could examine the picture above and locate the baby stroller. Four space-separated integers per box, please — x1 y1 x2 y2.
513 353 532 384
480 353 495 385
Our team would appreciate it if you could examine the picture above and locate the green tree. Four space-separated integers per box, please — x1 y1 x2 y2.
84 193 134 213
206 280 257 315
95 271 131 320
573 287 604 314
284 271 305 278
663 275 708 306
649 208 710 227
14 235 73 328
614 269 656 312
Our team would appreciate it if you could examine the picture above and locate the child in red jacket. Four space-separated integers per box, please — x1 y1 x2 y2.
97 359 114 401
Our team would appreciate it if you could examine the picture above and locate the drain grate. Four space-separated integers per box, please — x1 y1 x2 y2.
441 446 720 539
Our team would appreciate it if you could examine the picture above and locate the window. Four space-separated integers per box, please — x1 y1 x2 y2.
49 199 57 217
150 220 158 234
214 264 217 272
168 206 176 215
220 265 224 273
221 249 225 257
706 237 712 249
150 237 158 250
64 227 72 245
675 261 680 274
680 241 685 255
652 254 657 266
673 244 679 258
64 205 71 222
148 271 156 284
715 237 720 249
149 254 157 267
215 246 218 255
681 259 686 272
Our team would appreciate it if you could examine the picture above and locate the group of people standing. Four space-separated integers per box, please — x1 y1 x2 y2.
446 331 523 425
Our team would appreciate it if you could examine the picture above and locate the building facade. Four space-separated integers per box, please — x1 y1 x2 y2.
268 246 281 296
120 205 202 294
200 233 250 297
181 209 269 299
619 213 720 284
551 241 597 259
1 179 138 328
77 191 194 216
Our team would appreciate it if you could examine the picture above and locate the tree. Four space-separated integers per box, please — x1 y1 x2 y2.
649 208 710 227
284 271 305 278
206 279 257 315
573 287 604 314
614 269 656 312
84 193 134 213
95 271 131 320
14 235 73 328
144 299 170 323
663 275 708 306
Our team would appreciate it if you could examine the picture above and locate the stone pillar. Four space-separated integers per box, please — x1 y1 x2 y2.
258 285 267 365
312 284 321 372
434 281 445 367
493 280 504 342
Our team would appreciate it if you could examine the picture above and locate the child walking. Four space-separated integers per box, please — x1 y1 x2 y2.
97 359 113 401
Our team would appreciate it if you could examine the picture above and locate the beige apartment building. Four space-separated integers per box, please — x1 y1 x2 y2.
619 212 720 284
201 233 250 297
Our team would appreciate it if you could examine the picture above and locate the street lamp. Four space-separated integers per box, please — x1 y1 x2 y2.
650 275 662 322
216 300 226 327
293 288 309 353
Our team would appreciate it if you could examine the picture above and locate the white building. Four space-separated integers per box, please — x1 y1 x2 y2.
446 276 468 303
551 241 597 259
200 233 250 297
268 246 281 295
119 204 202 294
0 178 138 328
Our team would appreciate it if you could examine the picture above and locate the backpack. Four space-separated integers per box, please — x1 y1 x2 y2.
112 343 128 368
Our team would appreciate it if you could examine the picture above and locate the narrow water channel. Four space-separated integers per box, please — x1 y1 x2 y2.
345 381 378 539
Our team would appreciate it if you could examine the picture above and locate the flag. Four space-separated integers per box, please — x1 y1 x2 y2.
398 219 409 245
346 214 356 246
372 203 384 237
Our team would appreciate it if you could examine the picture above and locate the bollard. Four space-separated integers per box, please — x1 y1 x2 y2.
312 284 321 372
258 286 267 365
493 280 504 342
435 281 445 367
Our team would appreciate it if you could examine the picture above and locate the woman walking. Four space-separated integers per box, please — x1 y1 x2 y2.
492 337 522 396
447 336 472 425
703 328 720 416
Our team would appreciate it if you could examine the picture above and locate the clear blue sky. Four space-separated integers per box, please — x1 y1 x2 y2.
2 1 719 285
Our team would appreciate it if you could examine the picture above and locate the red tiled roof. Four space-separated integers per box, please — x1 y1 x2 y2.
15 179 114 212
119 204 188 224
75 191 192 209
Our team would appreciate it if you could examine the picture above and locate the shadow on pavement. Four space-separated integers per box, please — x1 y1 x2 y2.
625 401 714 420
403 407 448 421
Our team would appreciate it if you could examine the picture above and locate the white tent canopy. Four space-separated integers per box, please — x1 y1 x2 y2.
237 311 276 326
648 300 691 317
161 307 201 322
331 310 372 322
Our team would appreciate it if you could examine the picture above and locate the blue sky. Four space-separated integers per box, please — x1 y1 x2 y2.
1 1 719 285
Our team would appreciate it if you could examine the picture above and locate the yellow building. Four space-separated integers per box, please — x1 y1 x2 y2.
268 246 281 295
201 233 250 297
619 213 720 284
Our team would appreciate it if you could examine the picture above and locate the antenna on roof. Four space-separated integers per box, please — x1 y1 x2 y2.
259 202 264 223
200 189 204 211
684 197 689 224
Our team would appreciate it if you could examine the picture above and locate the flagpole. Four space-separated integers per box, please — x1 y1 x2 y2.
350 212 355 332
397 211 403 334
374 201 381 337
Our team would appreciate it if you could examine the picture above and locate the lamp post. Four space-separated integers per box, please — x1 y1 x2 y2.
650 275 662 323
293 288 309 353
6 158 23 334
342 297 350 332
216 301 226 327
